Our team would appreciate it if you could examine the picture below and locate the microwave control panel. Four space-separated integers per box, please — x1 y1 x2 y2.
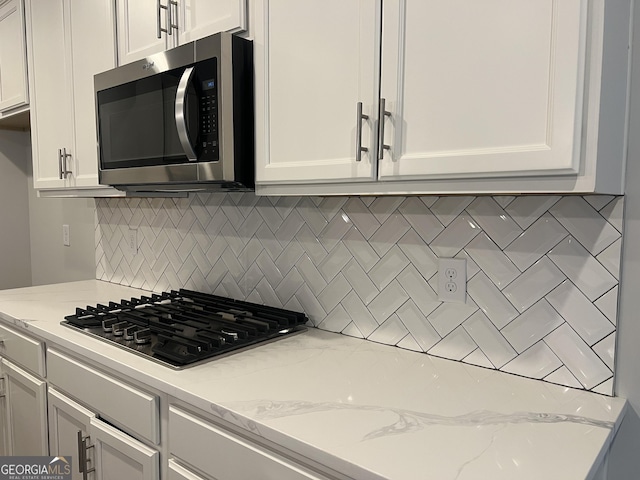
199 76 219 161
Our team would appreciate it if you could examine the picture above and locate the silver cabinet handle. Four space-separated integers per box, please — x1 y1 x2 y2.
77 431 85 477
156 0 163 38
59 148 71 179
157 0 170 37
378 98 391 160
168 0 178 34
175 66 197 160
355 102 369 162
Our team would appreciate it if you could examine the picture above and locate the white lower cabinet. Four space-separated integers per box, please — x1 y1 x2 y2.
1 358 48 455
48 387 159 480
167 459 207 480
168 406 333 480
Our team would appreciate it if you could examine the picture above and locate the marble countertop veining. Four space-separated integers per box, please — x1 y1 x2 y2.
0 280 627 480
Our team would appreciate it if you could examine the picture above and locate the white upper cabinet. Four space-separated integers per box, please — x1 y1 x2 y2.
0 0 28 113
26 0 121 194
255 0 379 184
255 0 631 195
378 0 585 180
116 0 247 65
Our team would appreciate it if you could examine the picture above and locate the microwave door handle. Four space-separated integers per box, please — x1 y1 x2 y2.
175 66 198 161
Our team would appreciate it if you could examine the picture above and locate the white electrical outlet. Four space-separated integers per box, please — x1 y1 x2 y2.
438 258 466 303
62 224 70 246
127 228 138 255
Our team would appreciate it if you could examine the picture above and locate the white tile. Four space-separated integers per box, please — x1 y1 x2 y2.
238 237 263 271
369 196 405 223
274 196 301 221
255 223 282 260
397 334 422 352
341 291 380 337
595 287 618 324
255 251 283 287
501 300 564 353
592 378 614 396
359 196 375 207
318 211 353 252
369 213 411 257
550 197 620 255
427 295 478 337
275 267 303 305
463 349 494 369
296 254 327 293
294 284 326 326
584 195 615 211
467 272 518 329
368 314 409 345
342 227 380 272
430 196 474 226
397 229 438 280
505 196 561 230
368 280 410 324
318 242 352 282
297 198 329 236
342 259 379 305
397 265 441 316
255 197 284 231
455 250 481 280
318 197 347 221
369 246 410 290
544 323 613 390
467 197 522 249
492 196 516 209
502 257 565 312
318 304 352 333
396 300 441 352
274 241 304 276
240 262 264 293
548 237 617 301
342 322 365 339
544 366 583 389
504 213 568 271
465 233 520 289
420 196 439 208
430 214 482 258
295 224 328 265
546 281 614 346
593 333 616 371
398 197 444 244
428 326 477 361
599 196 623 233
463 311 516 368
237 209 264 239
596 238 622 279
343 198 381 239
501 341 562 379
318 273 352 313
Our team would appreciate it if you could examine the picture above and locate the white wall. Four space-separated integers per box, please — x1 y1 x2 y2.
25 143 96 285
609 0 640 477
0 130 31 289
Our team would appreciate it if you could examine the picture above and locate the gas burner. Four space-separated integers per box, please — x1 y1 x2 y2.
62 289 308 368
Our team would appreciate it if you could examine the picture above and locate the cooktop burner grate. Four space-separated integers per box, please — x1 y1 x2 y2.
62 289 308 368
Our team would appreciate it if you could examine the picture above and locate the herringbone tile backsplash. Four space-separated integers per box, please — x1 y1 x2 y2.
95 194 622 395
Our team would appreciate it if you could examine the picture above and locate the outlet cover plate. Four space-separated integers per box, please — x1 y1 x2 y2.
438 258 466 303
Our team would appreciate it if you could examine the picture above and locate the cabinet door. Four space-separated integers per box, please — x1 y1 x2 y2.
0 0 28 112
255 0 380 184
48 388 95 480
116 0 172 65
25 0 73 189
68 0 117 187
378 0 587 181
2 358 48 455
91 417 159 480
177 0 246 45
0 376 8 456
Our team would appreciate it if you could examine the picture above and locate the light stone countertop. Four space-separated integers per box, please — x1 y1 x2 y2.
0 280 627 480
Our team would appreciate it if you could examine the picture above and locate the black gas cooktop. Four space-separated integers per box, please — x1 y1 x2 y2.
62 289 308 368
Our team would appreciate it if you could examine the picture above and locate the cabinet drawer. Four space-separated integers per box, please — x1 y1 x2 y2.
169 406 328 480
47 348 159 444
0 322 45 377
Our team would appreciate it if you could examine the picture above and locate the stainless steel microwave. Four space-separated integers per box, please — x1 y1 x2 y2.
94 32 253 193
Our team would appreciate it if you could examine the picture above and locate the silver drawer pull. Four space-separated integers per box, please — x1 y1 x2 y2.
355 102 369 162
378 98 391 160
